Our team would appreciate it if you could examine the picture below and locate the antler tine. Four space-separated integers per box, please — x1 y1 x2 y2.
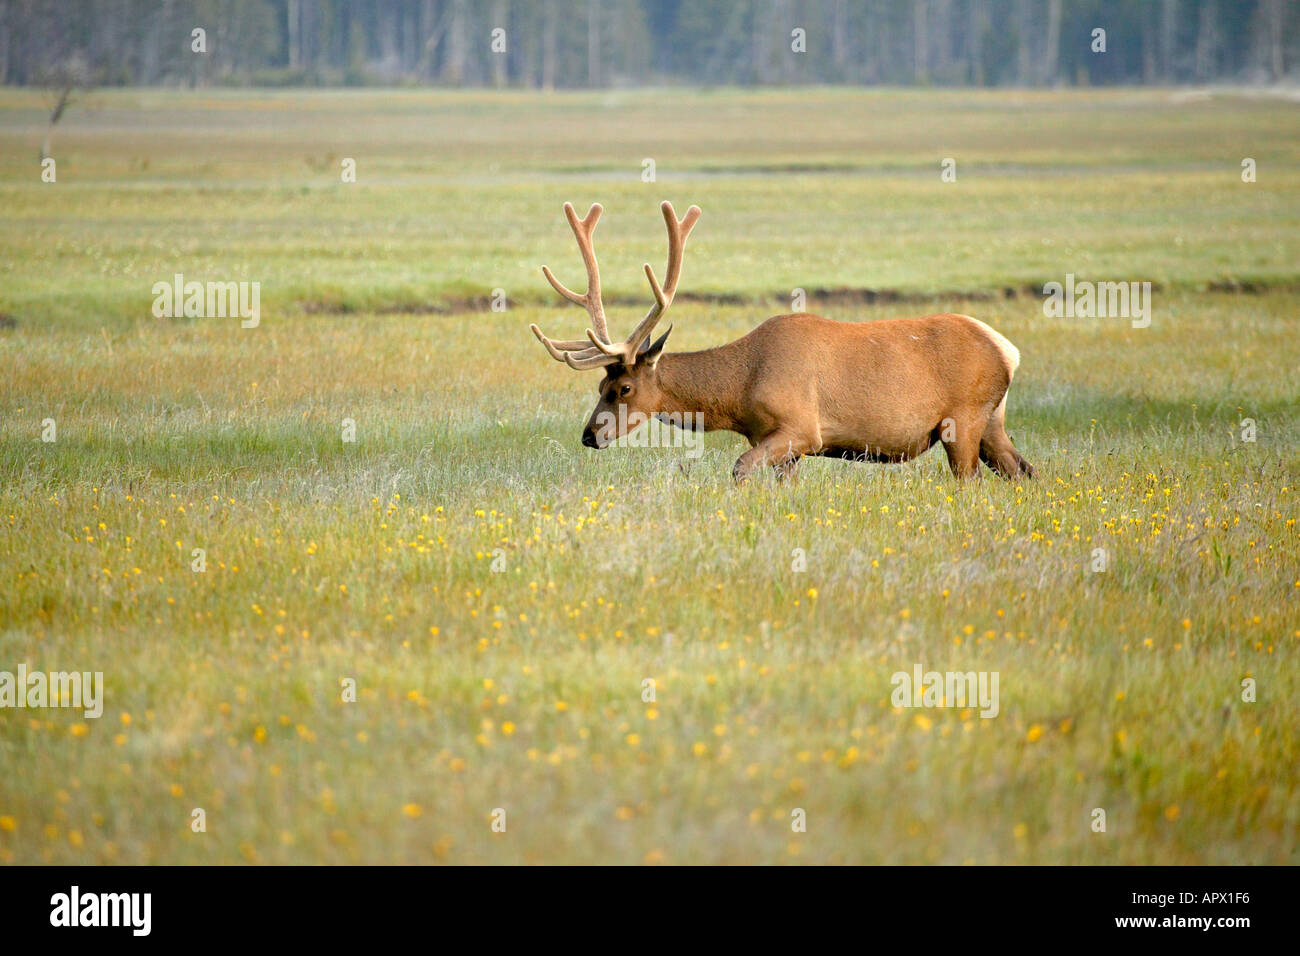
529 323 604 363
622 201 701 355
585 327 625 356
660 201 701 295
539 202 610 342
540 265 584 307
563 349 622 370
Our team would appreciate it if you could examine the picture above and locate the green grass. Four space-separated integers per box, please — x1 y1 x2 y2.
0 88 1297 864
4 87 1300 327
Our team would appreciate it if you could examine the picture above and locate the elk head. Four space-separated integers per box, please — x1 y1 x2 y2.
530 200 700 448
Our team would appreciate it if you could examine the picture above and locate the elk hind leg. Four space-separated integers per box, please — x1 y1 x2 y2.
979 397 1036 479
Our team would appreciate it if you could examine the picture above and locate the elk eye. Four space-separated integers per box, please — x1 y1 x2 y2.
619 384 632 397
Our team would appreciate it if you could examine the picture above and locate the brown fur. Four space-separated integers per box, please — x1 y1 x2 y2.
531 202 1033 483
584 312 1035 483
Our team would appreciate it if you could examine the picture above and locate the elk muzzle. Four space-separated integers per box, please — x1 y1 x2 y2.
583 407 616 448
583 405 653 449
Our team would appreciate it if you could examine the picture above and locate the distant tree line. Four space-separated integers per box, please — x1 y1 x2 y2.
2 0 1295 89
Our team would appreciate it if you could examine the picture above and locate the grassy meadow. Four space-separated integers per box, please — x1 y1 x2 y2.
0 87 1297 864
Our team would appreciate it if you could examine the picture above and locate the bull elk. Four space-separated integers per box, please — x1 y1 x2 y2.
530 201 1035 483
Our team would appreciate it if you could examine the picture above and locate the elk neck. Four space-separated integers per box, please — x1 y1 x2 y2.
651 343 748 433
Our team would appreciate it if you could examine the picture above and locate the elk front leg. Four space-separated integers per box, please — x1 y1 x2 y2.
978 398 1037 480
733 430 813 484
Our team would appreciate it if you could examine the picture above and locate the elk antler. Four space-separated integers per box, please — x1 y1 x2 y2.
531 200 701 370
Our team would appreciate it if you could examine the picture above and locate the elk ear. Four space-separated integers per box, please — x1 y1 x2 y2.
640 325 672 367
